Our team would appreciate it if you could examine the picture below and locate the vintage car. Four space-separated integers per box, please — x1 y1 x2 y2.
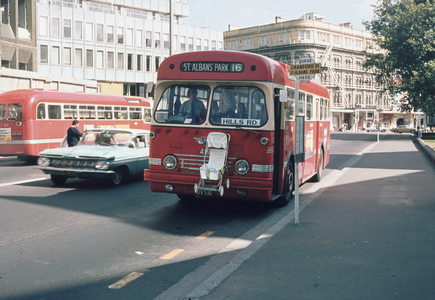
37 128 150 186
391 125 416 134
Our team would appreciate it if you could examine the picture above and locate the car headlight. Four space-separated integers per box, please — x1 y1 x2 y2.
163 155 177 170
234 159 249 175
95 161 110 170
37 157 51 166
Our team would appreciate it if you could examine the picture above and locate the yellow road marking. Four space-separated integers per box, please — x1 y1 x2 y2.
160 249 185 260
108 272 144 289
195 231 214 239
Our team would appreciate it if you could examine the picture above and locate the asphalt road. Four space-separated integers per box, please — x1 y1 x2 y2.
1 132 424 300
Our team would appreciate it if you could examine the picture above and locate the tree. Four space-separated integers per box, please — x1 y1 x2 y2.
363 0 435 115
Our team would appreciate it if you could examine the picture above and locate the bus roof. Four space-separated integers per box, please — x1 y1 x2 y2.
0 89 151 107
158 51 329 99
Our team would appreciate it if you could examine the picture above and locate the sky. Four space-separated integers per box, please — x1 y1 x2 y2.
183 0 379 32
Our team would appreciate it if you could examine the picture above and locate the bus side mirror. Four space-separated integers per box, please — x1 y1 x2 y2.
279 90 287 102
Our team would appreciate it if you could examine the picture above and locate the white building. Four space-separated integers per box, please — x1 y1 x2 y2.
32 0 223 97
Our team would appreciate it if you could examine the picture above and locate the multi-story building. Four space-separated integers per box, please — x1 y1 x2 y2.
1 0 37 71
224 13 394 131
1 0 223 97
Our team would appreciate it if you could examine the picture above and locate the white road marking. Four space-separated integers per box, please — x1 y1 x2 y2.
0 177 49 188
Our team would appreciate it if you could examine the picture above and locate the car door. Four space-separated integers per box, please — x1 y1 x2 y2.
136 134 150 173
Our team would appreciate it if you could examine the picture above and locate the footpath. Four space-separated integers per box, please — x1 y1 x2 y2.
193 136 435 300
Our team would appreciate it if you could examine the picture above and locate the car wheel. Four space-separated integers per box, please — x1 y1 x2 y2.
109 168 123 186
51 174 67 186
394 130 399 133
410 130 415 135
275 161 294 208
312 150 323 183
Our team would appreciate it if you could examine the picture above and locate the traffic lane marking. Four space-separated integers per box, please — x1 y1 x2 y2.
108 272 144 289
195 231 214 239
0 177 49 187
160 248 185 260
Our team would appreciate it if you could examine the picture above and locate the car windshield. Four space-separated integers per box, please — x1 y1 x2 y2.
79 131 133 147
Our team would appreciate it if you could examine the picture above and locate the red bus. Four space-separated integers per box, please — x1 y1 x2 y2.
0 89 152 162
144 51 330 206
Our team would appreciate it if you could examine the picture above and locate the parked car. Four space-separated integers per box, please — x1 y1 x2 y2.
391 125 416 134
365 125 377 132
37 128 150 186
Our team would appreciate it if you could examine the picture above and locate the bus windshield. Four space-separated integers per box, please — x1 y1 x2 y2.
154 85 267 127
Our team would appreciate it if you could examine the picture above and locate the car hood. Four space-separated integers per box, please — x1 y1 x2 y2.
39 145 147 160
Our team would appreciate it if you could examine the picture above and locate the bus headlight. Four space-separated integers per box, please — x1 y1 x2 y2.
163 155 177 170
234 159 249 175
37 157 51 166
95 161 110 170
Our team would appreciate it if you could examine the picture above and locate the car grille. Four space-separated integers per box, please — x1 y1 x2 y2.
51 159 97 169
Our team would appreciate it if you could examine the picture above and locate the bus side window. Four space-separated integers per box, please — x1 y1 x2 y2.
143 108 151 122
37 103 46 119
48 105 61 119
306 95 313 121
285 89 295 121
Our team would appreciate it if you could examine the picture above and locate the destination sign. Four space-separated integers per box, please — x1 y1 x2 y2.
288 63 321 76
180 62 244 73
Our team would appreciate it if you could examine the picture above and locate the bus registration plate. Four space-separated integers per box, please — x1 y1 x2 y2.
195 190 213 196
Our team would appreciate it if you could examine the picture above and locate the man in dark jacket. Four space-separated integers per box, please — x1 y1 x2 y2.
67 120 83 147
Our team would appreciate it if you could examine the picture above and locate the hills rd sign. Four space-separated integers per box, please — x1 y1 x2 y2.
288 57 321 83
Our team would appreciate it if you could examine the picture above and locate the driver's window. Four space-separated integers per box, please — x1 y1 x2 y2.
154 85 210 124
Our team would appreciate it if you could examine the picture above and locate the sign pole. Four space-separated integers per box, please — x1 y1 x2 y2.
294 81 300 225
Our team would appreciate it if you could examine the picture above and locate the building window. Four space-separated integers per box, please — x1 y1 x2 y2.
305 31 311 40
127 53 133 70
86 49 93 67
155 32 160 48
107 25 114 43
18 0 26 29
136 29 143 47
164 33 170 50
75 21 82 40
1 0 10 25
75 48 82 66
40 16 48 36
97 24 103 42
188 37 193 51
117 52 124 69
146 55 151 72
52 17 60 37
64 47 71 65
212 40 216 50
40 45 48 64
137 54 143 71
117 27 123 44
196 38 201 51
218 41 222 50
52 46 60 65
204 39 209 51
155 56 160 71
173 35 178 51
127 28 133 46
180 36 186 51
64 19 71 38
97 51 103 68
107 52 114 69
86 23 93 41
146 31 152 47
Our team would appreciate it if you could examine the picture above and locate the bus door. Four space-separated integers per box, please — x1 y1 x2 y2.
272 88 283 195
303 95 316 181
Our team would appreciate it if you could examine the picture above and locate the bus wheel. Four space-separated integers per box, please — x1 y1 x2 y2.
51 175 67 186
275 162 294 208
313 150 323 183
109 168 123 186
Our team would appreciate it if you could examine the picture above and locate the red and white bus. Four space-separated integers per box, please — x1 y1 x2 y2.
144 51 330 206
0 89 152 162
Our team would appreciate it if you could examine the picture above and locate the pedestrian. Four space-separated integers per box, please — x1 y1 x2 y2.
416 126 422 138
67 120 83 147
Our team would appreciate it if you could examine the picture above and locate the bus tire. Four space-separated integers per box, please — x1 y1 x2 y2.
275 161 294 208
312 150 323 183
108 168 123 186
51 174 67 186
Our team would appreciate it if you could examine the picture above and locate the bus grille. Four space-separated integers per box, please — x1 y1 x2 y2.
174 153 235 174
51 159 97 169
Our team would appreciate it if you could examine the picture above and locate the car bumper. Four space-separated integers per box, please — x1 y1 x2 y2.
39 166 115 179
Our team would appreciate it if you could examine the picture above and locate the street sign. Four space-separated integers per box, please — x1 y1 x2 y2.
289 57 321 83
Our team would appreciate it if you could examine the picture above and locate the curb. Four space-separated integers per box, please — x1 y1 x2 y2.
414 138 435 165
